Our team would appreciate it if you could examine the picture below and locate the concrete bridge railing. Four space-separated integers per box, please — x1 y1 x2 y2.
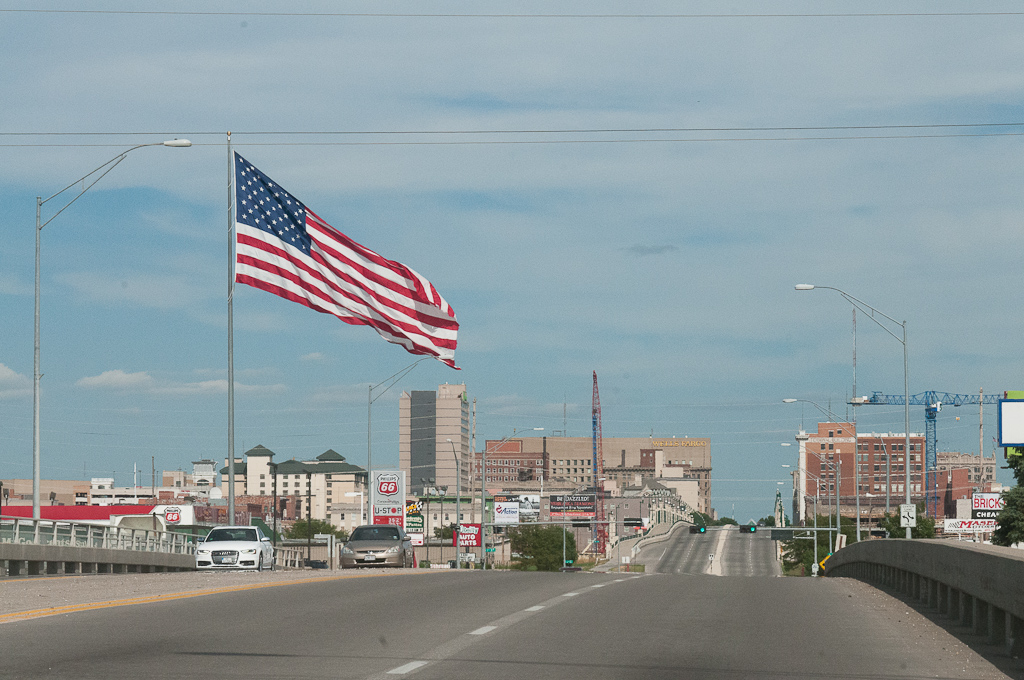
824 538 1024 655
1 515 198 576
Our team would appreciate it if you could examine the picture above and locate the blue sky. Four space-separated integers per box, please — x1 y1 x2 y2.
1 1 1022 522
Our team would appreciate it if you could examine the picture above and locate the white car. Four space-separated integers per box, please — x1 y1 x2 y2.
196 525 274 571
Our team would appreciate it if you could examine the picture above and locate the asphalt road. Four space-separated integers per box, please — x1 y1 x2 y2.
645 525 782 576
0 568 1012 679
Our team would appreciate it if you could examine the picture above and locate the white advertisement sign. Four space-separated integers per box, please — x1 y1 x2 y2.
971 492 1005 520
370 470 406 527
944 518 998 534
493 501 520 524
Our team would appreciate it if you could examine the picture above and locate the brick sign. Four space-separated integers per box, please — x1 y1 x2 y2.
971 492 1004 520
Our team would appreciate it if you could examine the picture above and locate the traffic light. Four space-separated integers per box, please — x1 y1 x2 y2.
688 525 707 534
623 517 643 527
739 524 756 533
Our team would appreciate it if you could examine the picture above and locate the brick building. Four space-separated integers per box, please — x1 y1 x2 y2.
792 422 927 525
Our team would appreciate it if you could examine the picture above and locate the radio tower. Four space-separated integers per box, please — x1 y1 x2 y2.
592 371 608 555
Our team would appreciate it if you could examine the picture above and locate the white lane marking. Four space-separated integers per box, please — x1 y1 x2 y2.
563 592 580 597
469 626 497 635
525 605 544 611
388 661 428 675
613 579 625 583
590 584 606 588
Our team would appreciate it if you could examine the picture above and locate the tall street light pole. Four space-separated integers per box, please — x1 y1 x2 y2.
446 438 461 569
367 358 427 522
34 140 191 520
795 284 911 539
783 398 851 542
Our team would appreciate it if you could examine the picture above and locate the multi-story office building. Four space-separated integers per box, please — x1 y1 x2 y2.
399 384 470 496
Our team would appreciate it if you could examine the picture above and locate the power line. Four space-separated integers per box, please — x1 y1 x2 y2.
2 122 1022 136
3 9 1023 18
2 132 1021 148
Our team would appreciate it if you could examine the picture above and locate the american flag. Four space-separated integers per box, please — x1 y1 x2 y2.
233 153 459 368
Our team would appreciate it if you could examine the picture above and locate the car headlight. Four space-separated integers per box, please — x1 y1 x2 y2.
242 548 258 554
341 546 355 555
384 545 400 555
197 549 209 555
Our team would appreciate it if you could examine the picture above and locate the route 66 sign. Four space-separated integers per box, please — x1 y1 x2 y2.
371 470 406 527
376 473 400 496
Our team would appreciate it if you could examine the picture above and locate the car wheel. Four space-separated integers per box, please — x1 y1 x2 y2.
257 558 263 572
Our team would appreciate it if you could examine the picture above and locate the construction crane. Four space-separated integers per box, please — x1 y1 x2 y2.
592 371 608 556
852 390 1000 516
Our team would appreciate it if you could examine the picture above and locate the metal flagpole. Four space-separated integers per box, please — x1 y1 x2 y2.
227 132 236 522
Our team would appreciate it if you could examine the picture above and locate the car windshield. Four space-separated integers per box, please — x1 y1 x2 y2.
206 528 258 542
350 527 400 541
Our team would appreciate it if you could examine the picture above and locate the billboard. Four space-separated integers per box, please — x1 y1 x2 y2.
944 518 998 534
999 398 1024 447
493 494 520 524
457 523 482 547
550 493 597 518
971 492 1005 520
519 494 540 521
370 470 406 527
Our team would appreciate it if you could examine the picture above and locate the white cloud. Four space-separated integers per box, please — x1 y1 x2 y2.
0 363 32 399
77 369 155 391
300 352 326 362
76 369 285 397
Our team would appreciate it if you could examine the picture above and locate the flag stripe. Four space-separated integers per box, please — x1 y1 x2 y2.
236 229 456 354
232 153 458 367
236 228 457 348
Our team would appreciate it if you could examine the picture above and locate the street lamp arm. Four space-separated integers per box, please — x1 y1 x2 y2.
783 397 843 423
39 140 192 228
369 357 428 405
795 284 905 345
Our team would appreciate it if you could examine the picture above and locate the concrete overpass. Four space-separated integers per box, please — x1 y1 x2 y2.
2 526 1022 678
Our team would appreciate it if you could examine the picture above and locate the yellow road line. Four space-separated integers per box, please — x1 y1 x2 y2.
0 570 435 625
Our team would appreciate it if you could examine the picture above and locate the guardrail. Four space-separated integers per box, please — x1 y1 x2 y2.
824 538 1024 656
1 515 198 553
1 514 199 576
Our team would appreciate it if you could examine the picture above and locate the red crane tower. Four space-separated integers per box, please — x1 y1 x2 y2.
592 371 608 555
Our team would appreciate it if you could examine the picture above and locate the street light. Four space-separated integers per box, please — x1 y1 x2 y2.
366 358 428 521
446 438 461 569
479 427 543 570
795 284 911 539
783 398 848 542
33 140 191 520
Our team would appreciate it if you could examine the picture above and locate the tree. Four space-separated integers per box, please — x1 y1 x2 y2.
877 502 935 539
993 453 1024 547
508 525 577 571
286 519 348 541
433 523 455 540
758 516 777 527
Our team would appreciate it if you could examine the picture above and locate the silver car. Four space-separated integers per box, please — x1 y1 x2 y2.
340 525 413 568
196 525 274 571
